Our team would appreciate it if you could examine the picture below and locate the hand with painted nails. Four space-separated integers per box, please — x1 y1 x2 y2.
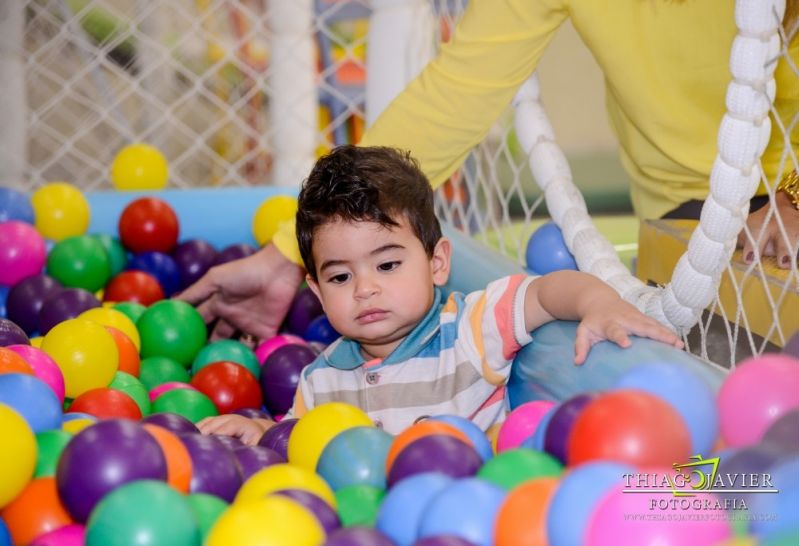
739 191 799 270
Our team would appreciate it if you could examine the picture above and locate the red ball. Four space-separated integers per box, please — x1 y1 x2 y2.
118 197 179 253
190 361 262 415
104 271 165 305
67 387 142 420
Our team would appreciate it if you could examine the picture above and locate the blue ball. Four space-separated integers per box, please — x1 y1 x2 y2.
749 458 799 539
317 426 393 490
525 222 577 274
303 315 340 346
0 285 8 318
0 516 11 546
0 188 34 224
614 361 718 454
547 461 632 546
0 373 62 432
376 473 453 546
127 251 181 296
417 478 506 546
429 415 493 462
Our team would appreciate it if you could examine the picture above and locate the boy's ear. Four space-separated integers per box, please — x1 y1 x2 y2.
305 274 323 306
431 237 452 287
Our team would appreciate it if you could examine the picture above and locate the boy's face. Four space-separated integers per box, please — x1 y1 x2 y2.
305 217 451 359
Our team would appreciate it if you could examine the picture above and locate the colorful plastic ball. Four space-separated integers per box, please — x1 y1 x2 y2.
388 434 482 488
0 402 37 507
762 409 799 455
252 195 298 246
477 448 562 491
6 345 64 402
139 356 191 390
417 478 506 546
0 188 34 224
60 415 97 435
138 300 207 366
288 402 373 471
103 270 164 305
190 361 262 414
0 285 7 319
213 243 257 266
0 319 29 347
112 301 146 324
79 306 141 351
254 334 308 365
274 489 341 534
127 251 181 296
386 420 472 473
46 236 111 292
748 459 799 539
430 415 493 462
38 288 101 335
286 287 324 336
29 524 84 546
67 387 142 420
260 343 317 415
108 372 149 415
317 426 393 490
376 473 453 546
31 183 90 241
0 221 47 286
235 463 336 507
192 339 260 378
718 353 799 448
496 399 556 453
40 318 118 398
149 381 197 402
206 495 324 546
0 373 62 433
6 274 62 335
233 407 272 420
334 484 385 527
152 388 218 423
140 424 192 493
104 327 141 378
327 528 397 546
0 347 33 375
1 477 73 545
258 417 298 460
544 393 597 464
412 538 477 546
495 477 559 546
86 479 199 546
141 412 199 435
547 462 633 546
568 390 692 468
110 143 169 190
784 331 799 358
0 520 8 546
232 445 284 482
34 429 72 478
526 222 578 274
118 197 179 254
91 234 127 277
304 315 340 346
186 493 228 540
172 239 217 290
56 420 167 521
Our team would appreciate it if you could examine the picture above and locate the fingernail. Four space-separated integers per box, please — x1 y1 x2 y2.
745 251 753 263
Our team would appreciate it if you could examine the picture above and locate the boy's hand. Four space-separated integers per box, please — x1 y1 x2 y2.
574 295 684 365
196 414 274 446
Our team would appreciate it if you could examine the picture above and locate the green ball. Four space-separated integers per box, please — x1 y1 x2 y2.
109 371 151 416
192 339 260 378
113 301 147 324
34 430 72 477
476 448 563 490
139 356 191 391
334 485 384 527
46 235 111 292
138 300 207 366
86 480 201 546
152 388 218 423
186 493 229 540
93 234 128 276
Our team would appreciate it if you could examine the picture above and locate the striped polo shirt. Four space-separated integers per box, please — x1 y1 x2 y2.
286 274 536 435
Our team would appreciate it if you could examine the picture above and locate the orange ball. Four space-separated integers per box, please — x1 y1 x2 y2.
0 347 33 376
67 387 142 420
495 477 559 546
385 420 472 474
143 424 193 493
106 326 141 377
0 477 73 545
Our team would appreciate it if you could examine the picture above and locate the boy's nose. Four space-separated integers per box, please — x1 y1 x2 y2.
354 276 380 299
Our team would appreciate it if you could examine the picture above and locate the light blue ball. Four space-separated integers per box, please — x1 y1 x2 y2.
526 222 577 275
0 373 62 432
317 426 393 490
749 459 799 539
376 473 453 546
0 188 34 224
430 415 493 462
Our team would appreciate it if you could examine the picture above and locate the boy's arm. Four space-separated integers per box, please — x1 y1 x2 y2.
524 270 683 364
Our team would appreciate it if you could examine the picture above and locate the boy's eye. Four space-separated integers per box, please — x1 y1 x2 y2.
378 261 401 272
328 273 350 284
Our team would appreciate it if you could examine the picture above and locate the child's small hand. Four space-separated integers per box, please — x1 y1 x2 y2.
196 414 274 446
574 296 683 365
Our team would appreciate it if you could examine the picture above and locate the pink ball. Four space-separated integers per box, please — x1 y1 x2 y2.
585 483 731 545
148 381 198 402
718 353 799 447
7 344 65 403
496 399 556 453
254 334 307 365
0 221 46 285
30 524 86 546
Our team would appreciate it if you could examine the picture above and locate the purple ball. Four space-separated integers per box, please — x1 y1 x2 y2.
0 318 29 346
324 527 396 546
260 344 316 415
127 251 181 296
387 435 482 488
5 274 62 334
141 412 199 435
213 243 257 266
258 418 298 460
762 409 799 455
413 538 477 546
784 331 799 358
543 392 597 464
275 489 340 534
172 239 217 290
38 287 100 334
214 434 244 451
232 407 273 420
285 287 324 336
56 420 168 522
715 444 787 502
179 433 243 502
233 445 285 481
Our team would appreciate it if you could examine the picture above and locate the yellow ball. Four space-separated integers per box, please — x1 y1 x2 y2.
40 318 119 398
235 463 335 507
62 417 96 435
0 403 37 508
252 195 298 246
288 402 373 471
79 307 141 351
29 337 44 349
31 182 90 241
110 143 169 191
207 496 324 546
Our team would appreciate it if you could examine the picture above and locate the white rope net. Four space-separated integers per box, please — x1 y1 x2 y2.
3 0 798 367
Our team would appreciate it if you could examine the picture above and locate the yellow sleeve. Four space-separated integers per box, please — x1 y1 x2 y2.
272 217 304 266
762 38 799 183
360 0 568 190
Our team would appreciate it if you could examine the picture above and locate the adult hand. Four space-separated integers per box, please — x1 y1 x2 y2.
176 243 305 341
739 191 799 269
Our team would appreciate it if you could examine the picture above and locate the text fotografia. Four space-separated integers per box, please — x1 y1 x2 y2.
621 454 779 512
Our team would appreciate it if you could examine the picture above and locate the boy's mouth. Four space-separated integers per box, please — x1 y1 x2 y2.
356 308 389 323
